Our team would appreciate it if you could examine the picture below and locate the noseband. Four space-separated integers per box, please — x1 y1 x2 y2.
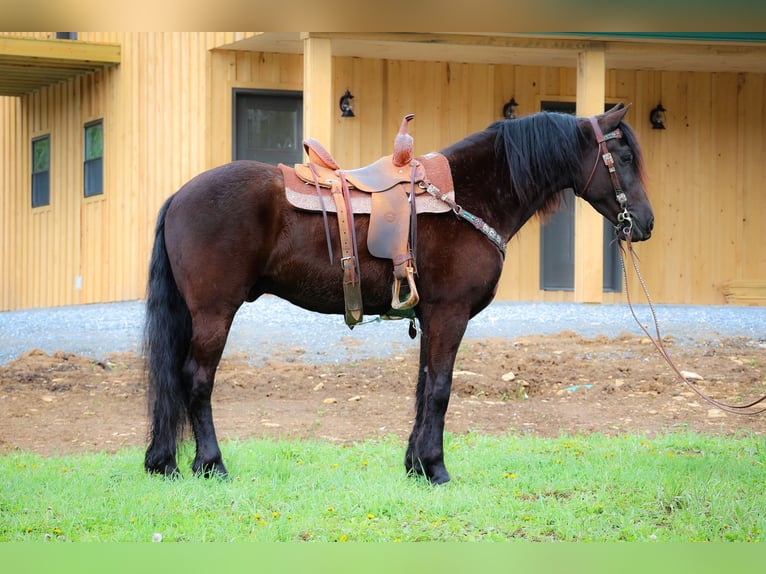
579 117 633 238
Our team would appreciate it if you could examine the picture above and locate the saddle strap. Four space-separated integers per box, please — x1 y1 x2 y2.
331 173 364 327
308 163 334 264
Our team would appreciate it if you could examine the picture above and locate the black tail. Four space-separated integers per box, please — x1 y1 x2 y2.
143 195 192 474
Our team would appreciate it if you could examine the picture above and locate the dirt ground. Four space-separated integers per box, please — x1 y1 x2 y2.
1 332 765 457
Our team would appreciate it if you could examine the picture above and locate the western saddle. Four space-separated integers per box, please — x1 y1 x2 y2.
279 114 455 327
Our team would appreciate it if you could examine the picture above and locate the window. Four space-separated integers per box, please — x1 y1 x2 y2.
31 135 50 208
55 32 78 40
84 120 104 198
233 90 303 166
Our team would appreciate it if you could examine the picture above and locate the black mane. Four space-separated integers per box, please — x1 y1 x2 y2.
491 112 586 216
489 111 647 217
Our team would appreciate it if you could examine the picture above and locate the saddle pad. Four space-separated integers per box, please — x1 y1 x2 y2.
280 152 455 215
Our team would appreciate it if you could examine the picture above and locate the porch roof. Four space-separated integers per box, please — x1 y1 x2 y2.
0 36 121 97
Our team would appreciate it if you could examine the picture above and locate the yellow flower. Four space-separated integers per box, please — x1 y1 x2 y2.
367 513 375 520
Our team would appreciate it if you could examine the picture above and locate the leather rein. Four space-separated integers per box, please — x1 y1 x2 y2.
587 117 766 416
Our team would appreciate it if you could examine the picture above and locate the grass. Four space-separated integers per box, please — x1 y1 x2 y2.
1 432 764 542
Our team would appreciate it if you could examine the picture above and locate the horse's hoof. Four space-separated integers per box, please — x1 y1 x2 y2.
428 467 451 485
405 456 450 485
145 454 181 478
146 463 182 479
192 459 228 479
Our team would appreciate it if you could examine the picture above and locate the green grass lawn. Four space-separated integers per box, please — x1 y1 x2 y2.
1 432 764 542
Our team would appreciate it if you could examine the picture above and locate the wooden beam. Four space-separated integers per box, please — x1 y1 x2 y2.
0 36 120 96
0 36 121 63
302 34 333 153
574 47 605 303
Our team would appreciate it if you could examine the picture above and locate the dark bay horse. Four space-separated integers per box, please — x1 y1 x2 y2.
144 103 653 484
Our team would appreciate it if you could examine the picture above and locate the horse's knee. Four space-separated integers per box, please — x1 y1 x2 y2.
428 376 452 410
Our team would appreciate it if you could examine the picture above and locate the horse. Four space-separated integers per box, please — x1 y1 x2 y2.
143 103 653 484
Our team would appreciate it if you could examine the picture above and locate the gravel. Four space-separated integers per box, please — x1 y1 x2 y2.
1 297 764 366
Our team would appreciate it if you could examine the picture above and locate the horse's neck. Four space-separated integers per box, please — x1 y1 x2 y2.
443 133 566 241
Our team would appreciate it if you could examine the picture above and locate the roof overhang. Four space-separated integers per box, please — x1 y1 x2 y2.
217 32 766 74
0 36 121 97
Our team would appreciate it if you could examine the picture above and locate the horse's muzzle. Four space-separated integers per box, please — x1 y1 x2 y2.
623 213 653 242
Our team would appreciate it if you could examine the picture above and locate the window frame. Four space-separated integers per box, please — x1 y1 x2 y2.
83 119 104 199
31 134 51 209
232 88 303 166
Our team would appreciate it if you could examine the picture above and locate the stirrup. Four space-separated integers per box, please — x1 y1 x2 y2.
391 267 419 311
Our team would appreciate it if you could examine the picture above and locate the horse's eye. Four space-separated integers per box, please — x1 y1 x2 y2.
621 153 634 164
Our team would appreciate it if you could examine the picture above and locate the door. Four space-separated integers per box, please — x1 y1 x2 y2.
233 89 303 166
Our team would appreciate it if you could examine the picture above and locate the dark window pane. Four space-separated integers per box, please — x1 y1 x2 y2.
33 137 49 173
85 121 103 161
540 189 575 290
32 171 50 207
84 158 103 197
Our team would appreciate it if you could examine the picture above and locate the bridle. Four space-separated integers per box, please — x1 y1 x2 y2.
579 117 633 239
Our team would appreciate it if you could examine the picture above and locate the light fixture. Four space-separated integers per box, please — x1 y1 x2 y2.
502 97 519 119
339 90 355 118
649 103 666 129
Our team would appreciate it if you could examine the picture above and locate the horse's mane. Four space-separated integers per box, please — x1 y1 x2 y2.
491 112 586 217
490 111 647 218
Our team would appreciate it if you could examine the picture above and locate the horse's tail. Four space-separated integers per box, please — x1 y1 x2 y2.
143 195 192 471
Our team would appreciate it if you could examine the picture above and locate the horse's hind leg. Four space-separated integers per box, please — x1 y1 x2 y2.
185 310 235 477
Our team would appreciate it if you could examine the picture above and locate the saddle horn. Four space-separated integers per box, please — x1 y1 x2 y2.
392 114 415 168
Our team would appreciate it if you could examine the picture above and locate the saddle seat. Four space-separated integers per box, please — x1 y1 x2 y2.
297 144 426 194
299 114 422 193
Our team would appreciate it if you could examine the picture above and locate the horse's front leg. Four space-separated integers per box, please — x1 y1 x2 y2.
405 310 469 484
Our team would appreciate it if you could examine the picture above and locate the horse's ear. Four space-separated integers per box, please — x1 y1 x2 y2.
601 102 631 131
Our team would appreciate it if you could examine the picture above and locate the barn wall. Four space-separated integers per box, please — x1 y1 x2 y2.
601 69 766 305
1 33 764 310
0 33 245 309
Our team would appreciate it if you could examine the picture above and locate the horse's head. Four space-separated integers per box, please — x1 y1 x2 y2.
577 103 654 242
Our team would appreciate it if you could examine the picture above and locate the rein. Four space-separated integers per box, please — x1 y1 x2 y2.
587 116 766 415
618 237 766 416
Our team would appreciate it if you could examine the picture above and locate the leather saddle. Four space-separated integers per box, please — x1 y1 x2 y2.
279 114 454 327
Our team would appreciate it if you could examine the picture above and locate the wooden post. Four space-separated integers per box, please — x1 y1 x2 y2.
574 47 606 303
301 34 333 154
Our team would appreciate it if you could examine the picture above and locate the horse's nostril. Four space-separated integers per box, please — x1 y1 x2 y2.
647 217 654 232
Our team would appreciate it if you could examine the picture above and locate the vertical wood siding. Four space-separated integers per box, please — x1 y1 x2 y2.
1 34 764 310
